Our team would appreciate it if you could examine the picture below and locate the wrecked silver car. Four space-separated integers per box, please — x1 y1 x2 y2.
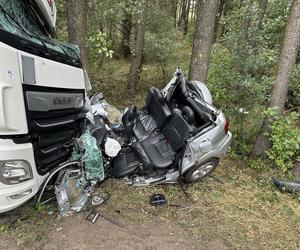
38 69 232 215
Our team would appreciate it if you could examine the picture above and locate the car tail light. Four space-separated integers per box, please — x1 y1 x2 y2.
224 118 229 134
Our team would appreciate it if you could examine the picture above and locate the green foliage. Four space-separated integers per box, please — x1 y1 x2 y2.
87 30 114 67
207 44 239 109
55 0 68 41
265 108 300 172
249 158 268 172
206 0 295 161
262 0 291 49
144 3 177 65
0 223 10 233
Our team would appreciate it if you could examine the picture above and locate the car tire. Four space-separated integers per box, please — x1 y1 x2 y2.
183 158 219 183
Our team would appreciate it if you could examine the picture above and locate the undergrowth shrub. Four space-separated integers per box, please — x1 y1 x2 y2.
265 108 300 172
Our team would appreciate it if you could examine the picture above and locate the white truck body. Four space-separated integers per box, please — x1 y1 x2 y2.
0 0 87 213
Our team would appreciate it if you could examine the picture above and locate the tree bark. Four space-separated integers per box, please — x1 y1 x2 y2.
178 0 188 31
120 2 133 58
235 0 252 74
177 0 183 27
173 0 178 27
252 0 300 156
190 1 195 20
240 0 252 44
188 0 220 82
257 0 268 30
219 0 230 38
128 0 148 95
66 0 88 69
269 0 300 111
213 0 227 43
183 0 191 35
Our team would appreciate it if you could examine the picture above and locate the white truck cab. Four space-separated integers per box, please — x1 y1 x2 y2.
0 0 87 213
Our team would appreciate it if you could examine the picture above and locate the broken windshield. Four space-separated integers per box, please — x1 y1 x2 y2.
0 0 81 67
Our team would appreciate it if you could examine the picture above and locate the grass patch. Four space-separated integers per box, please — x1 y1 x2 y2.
98 159 300 249
0 201 56 247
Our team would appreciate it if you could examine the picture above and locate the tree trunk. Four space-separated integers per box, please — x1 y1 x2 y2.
66 0 88 69
120 2 133 58
252 0 300 156
213 0 227 43
190 0 197 20
219 0 229 38
257 0 268 30
250 0 268 49
269 0 300 111
183 0 191 35
173 0 178 27
178 0 187 30
177 0 183 27
235 0 252 74
240 0 252 44
188 0 220 82
128 0 148 95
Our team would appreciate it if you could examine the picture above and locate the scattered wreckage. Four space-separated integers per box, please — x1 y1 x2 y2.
36 69 232 216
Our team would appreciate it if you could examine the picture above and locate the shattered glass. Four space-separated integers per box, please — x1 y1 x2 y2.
0 0 80 61
72 131 105 182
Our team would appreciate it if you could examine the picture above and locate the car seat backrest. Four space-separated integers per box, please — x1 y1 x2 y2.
146 87 171 128
162 108 191 151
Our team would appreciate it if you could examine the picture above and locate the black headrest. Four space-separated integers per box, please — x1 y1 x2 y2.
172 108 182 115
127 105 137 122
122 105 137 127
146 87 165 106
181 106 195 124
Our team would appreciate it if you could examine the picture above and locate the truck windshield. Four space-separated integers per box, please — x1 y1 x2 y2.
0 0 81 67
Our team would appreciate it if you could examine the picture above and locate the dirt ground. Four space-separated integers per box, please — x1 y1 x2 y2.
1 159 300 249
0 211 228 250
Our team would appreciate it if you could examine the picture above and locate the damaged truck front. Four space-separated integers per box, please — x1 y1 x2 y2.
0 0 89 213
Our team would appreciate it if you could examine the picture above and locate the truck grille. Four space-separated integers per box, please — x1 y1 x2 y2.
21 85 86 175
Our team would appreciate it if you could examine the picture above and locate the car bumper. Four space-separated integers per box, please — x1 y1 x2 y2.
220 131 232 156
0 139 46 213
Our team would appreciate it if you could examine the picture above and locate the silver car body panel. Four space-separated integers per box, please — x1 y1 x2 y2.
181 111 232 174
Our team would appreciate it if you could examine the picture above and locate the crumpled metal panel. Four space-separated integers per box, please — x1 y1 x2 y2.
55 168 91 216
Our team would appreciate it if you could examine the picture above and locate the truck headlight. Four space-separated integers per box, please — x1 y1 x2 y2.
0 160 33 185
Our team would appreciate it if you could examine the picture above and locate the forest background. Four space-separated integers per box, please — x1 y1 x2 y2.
61 0 300 173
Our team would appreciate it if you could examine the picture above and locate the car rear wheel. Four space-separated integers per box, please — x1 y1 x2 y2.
183 158 219 183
